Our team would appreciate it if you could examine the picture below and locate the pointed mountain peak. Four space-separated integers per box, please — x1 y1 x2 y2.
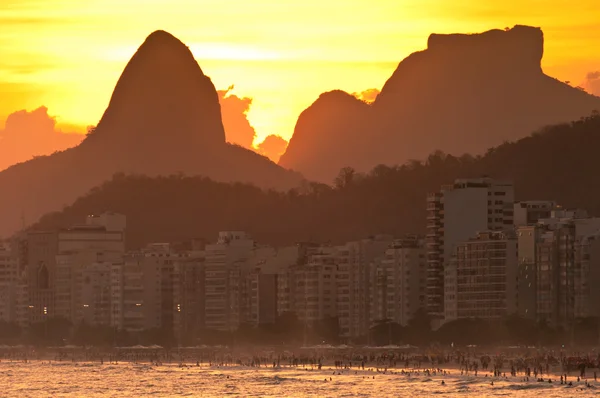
135 30 198 66
89 30 226 150
145 29 181 43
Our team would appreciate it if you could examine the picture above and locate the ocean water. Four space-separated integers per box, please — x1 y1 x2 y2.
0 361 597 397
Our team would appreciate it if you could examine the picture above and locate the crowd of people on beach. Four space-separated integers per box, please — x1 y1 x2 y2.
0 345 599 390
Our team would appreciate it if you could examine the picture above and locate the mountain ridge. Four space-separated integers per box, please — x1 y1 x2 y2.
0 30 301 237
31 113 600 249
279 25 600 182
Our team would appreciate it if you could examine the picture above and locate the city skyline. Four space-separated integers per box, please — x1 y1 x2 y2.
3 176 600 342
2 3 600 394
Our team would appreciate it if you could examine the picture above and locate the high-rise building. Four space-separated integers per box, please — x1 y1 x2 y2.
292 247 338 327
22 212 125 326
535 223 576 328
248 273 278 326
370 235 427 327
445 231 518 322
574 233 600 319
516 225 540 320
111 254 145 332
517 213 600 328
55 250 121 326
173 248 205 341
336 235 392 338
0 242 18 323
204 232 256 331
427 178 514 320
276 243 321 318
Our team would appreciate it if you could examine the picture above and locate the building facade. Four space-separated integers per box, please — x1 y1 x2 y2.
445 231 518 322
370 235 427 327
427 178 514 320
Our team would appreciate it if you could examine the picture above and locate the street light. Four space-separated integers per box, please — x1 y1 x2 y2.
43 305 48 344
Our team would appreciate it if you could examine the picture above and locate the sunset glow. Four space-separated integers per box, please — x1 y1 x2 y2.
1 0 599 144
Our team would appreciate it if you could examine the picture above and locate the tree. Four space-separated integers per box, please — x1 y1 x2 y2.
28 317 72 346
573 317 599 346
404 308 432 345
369 319 404 346
504 314 537 345
0 321 21 344
333 167 356 190
313 317 340 344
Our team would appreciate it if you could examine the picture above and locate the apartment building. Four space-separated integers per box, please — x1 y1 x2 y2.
445 231 517 322
336 235 392 338
204 232 256 331
0 242 18 323
292 247 338 327
55 249 121 326
173 249 205 340
370 235 427 327
513 201 556 226
24 212 125 325
574 233 600 319
276 243 321 317
517 213 600 328
427 178 514 320
111 254 145 332
248 273 278 326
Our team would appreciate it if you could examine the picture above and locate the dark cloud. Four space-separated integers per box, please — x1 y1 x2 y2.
257 134 288 163
0 106 83 171
352 88 380 103
217 85 256 148
583 71 600 96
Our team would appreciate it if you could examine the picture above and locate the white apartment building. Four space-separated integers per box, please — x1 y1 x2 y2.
111 254 145 332
276 243 321 317
55 249 121 326
370 236 426 327
293 247 338 327
111 244 188 333
427 178 514 320
445 231 518 322
204 232 256 331
336 236 392 339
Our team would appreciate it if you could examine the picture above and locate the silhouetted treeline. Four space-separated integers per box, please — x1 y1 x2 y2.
31 112 600 249
2 313 598 348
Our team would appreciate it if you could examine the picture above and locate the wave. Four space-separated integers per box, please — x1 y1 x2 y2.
503 383 556 390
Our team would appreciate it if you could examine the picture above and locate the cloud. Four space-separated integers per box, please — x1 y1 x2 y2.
0 106 83 171
217 85 256 148
257 134 288 163
352 88 380 103
583 71 600 96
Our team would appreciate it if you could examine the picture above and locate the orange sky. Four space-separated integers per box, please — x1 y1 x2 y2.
1 0 599 148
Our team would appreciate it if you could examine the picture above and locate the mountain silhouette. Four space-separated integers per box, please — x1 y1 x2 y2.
279 25 600 182
31 113 600 249
0 30 300 237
